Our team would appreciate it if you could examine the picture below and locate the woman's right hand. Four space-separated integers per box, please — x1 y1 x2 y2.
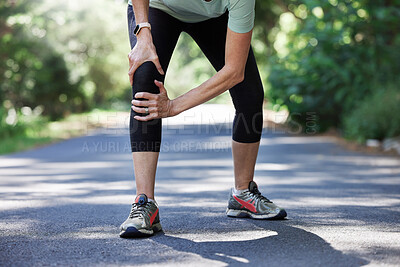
128 29 164 85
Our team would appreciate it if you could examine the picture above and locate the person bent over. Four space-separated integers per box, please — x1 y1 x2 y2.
119 0 287 238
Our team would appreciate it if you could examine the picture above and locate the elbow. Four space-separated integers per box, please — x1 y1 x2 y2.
223 65 245 86
235 72 245 84
229 70 245 86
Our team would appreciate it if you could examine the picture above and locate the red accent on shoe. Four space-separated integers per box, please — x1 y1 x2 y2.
233 195 257 213
150 208 158 225
134 195 141 203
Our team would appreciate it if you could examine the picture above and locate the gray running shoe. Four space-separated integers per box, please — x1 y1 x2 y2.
119 194 162 238
226 181 287 219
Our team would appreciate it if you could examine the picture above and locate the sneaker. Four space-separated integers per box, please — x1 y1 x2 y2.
119 194 162 238
226 181 287 220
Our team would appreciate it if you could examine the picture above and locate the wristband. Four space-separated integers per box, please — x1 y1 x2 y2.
134 22 151 36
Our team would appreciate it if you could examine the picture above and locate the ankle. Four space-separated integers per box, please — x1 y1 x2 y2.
233 187 248 195
235 178 252 191
234 183 249 191
235 185 247 190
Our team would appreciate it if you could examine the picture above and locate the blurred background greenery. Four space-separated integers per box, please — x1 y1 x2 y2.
1 0 399 154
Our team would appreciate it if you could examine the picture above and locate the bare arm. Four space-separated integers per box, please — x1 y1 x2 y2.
132 27 252 121
131 0 149 24
128 0 164 85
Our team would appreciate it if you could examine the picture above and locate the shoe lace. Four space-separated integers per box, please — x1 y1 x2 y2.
250 187 272 203
129 202 151 219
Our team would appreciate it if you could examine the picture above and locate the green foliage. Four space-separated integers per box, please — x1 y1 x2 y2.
1 0 130 122
266 0 400 134
1 0 84 120
37 0 130 108
0 107 26 139
343 85 400 142
0 106 47 140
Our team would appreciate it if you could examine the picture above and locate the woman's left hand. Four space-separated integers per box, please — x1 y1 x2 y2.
131 80 175 121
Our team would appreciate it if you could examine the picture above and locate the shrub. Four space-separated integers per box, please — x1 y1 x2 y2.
343 85 400 143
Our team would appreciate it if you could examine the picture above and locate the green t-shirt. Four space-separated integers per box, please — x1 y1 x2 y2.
128 0 255 33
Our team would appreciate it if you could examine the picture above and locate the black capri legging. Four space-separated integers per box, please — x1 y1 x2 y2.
127 5 264 152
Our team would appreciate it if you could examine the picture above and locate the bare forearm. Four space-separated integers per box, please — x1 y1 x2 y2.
171 67 243 115
131 0 149 24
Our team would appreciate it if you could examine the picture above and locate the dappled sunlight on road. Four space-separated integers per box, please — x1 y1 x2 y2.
0 158 39 168
256 162 298 170
326 155 400 166
283 196 400 208
260 136 338 145
166 229 278 243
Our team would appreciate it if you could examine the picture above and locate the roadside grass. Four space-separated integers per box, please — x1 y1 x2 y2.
0 135 54 155
0 109 129 155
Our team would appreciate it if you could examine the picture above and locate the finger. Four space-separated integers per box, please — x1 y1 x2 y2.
134 113 157 121
152 57 165 75
131 99 153 107
131 105 150 114
154 80 166 94
135 92 158 100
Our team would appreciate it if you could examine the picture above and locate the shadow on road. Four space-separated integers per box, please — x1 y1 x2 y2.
151 219 368 266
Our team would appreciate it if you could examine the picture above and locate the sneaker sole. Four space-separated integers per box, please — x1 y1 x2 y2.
119 223 162 238
226 208 287 220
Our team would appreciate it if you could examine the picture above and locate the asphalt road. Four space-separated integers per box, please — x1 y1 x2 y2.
1 105 400 266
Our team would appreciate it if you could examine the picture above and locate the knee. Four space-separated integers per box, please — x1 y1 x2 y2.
232 87 264 143
133 61 165 95
235 87 264 115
